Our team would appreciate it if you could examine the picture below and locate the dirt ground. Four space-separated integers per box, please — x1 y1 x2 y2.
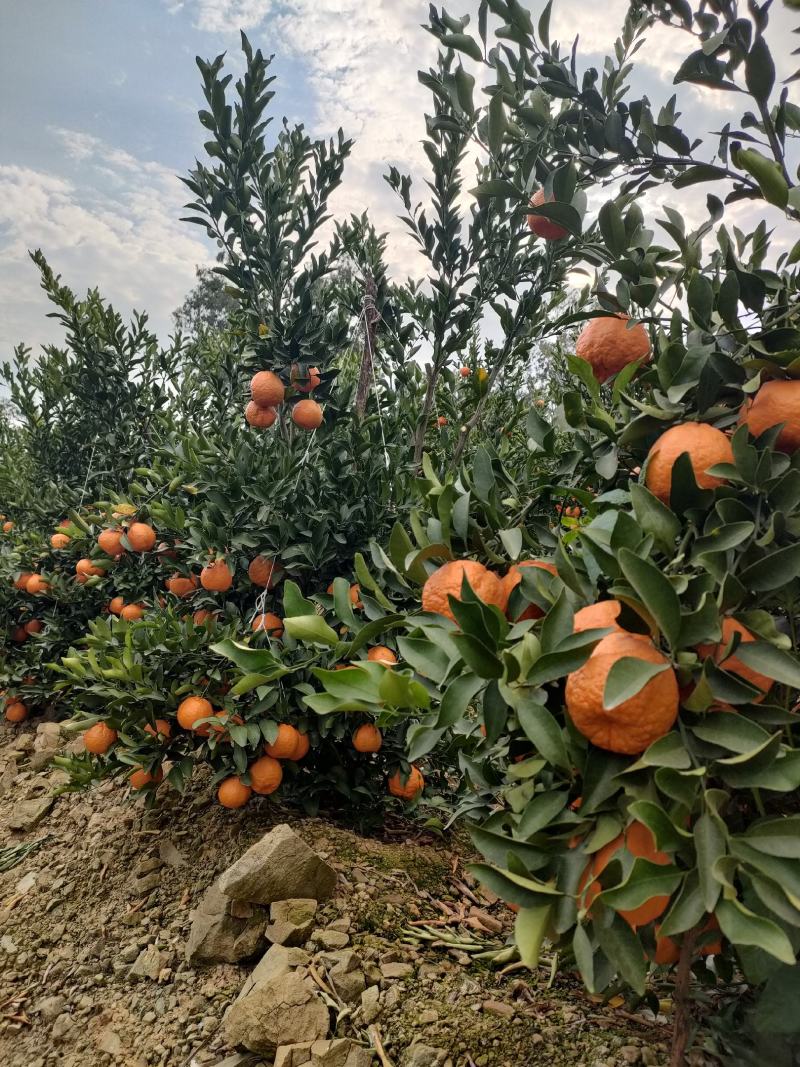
0 719 674 1067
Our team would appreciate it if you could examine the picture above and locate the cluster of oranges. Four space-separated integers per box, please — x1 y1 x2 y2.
245 367 324 432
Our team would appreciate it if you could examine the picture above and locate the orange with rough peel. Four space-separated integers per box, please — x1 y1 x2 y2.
645 422 734 505
696 616 772 701
121 603 145 621
459 366 471 378
265 723 302 759
5 701 28 723
201 559 233 592
575 314 651 383
422 560 505 623
218 777 252 808
24 620 43 635
248 555 284 588
250 370 285 408
51 533 70 549
76 559 103 578
98 528 126 557
573 599 626 634
83 722 118 754
353 724 383 753
502 560 557 620
176 695 213 732
293 732 310 760
249 755 283 795
127 523 156 552
291 364 321 393
109 596 125 616
252 612 283 637
580 821 671 929
566 632 678 754
166 573 198 598
739 379 800 453
14 572 32 591
388 765 424 800
292 399 323 430
367 646 397 666
245 401 277 428
526 187 567 241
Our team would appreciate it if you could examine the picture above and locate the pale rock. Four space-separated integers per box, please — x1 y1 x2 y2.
129 944 165 981
266 899 318 946
237 944 311 1001
380 962 413 980
224 971 330 1055
8 795 53 831
219 824 336 905
273 1038 373 1067
402 1044 449 1067
186 881 266 965
360 986 382 1025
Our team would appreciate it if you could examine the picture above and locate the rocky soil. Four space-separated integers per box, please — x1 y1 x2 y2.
0 719 674 1067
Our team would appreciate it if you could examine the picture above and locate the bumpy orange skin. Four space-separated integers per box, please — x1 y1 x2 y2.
645 422 734 505
249 755 283 794
201 560 233 592
502 560 557 621
176 695 214 732
98 528 126 557
573 600 626 634
109 596 125 616
76 559 103 578
127 523 156 552
5 701 28 723
739 379 800 453
388 765 424 800
459 366 471 378
166 574 199 598
245 401 277 428
565 632 679 754
422 560 505 623
575 314 651 383
50 533 70 549
526 187 567 241
437 416 448 427
248 555 284 588
696 617 772 702
83 722 118 754
292 399 323 430
250 370 285 408
252 612 284 637
26 574 50 594
367 646 397 666
14 572 32 591
291 364 321 394
353 724 383 753
218 777 252 808
265 723 302 759
192 609 217 626
580 821 671 928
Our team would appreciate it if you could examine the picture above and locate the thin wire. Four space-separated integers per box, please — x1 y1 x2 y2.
78 443 98 508
361 302 390 470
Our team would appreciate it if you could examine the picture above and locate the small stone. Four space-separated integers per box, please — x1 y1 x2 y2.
8 796 53 831
129 944 165 981
186 881 266 965
619 1048 641 1065
316 929 349 950
134 856 163 876
34 994 67 1020
640 1050 658 1067
219 824 337 905
51 1013 73 1042
224 971 330 1055
481 1000 514 1018
402 1044 448 1067
274 1038 373 1067
360 986 381 1025
380 962 413 980
267 899 318 946
330 969 366 1004
96 1026 124 1056
418 1009 439 1024
119 944 141 964
318 949 360 974
158 838 186 867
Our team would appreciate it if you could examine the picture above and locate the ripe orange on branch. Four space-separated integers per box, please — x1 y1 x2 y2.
388 765 424 800
249 755 283 794
250 370 285 408
83 722 118 754
218 777 252 808
292 398 323 430
579 821 672 928
291 363 321 393
248 555 284 588
26 574 50 594
98 527 126 557
696 616 772 701
127 522 156 552
367 646 397 666
144 719 172 741
353 724 383 753
645 422 734 505
201 559 233 592
252 612 283 637
130 767 163 791
4 701 28 723
575 314 651 383
566 632 679 754
739 378 800 453
121 603 145 621
50 533 70 549
422 560 505 623
526 187 567 241
177 695 214 732
265 723 303 759
502 560 557 620
166 573 199 598
245 401 277 428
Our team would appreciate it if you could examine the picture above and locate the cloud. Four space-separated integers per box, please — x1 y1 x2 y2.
0 133 212 359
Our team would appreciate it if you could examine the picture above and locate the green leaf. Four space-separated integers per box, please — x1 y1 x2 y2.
516 697 570 770
487 90 507 155
517 791 568 837
378 667 430 709
739 545 800 591
716 898 795 964
526 200 583 237
598 200 627 256
313 666 382 702
618 547 682 647
283 580 315 618
691 714 771 754
754 964 800 1034
344 615 405 657
437 673 484 728
738 148 789 209
515 904 552 970
229 672 276 696
444 32 483 63
743 816 800 859
452 634 503 678
210 639 293 677
745 35 776 107
598 859 683 911
694 813 727 911
397 635 451 684
595 914 647 994
627 800 692 851
467 863 562 909
353 553 393 610
659 871 706 937
734 641 800 688
572 925 595 992
469 825 550 870
470 179 525 201
498 528 522 560
603 657 670 710
283 615 340 647
629 483 680 554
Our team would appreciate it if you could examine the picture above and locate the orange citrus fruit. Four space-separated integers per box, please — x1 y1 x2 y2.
218 777 252 808
250 370 285 407
696 617 772 701
76 559 103 578
249 755 283 794
176 695 213 732
580 821 671 928
526 187 567 240
245 401 277 428
144 719 172 741
109 596 125 615
353 724 383 753
201 559 233 592
14 572 32 591
575 314 651 383
24 619 43 635
739 379 800 453
422 560 505 622
130 767 163 791
292 398 323 430
502 560 557 620
83 722 118 754
4 701 28 723
388 765 424 800
252 612 283 637
98 528 126 557
166 573 198 598
265 723 302 759
26 574 50 594
645 422 734 505
565 632 679 754
127 523 156 552
121 603 145 621
367 646 397 666
248 555 284 588
50 533 70 549
291 364 321 393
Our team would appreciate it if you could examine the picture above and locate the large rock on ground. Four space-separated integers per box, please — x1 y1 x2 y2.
8 796 53 831
237 944 311 1001
186 881 266 965
225 971 330 1055
274 1038 374 1067
219 824 336 905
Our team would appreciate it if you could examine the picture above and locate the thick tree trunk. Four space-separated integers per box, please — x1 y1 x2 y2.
355 275 379 419
669 927 698 1067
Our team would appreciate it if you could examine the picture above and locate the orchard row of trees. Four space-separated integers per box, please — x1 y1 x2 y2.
3 1 800 1062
